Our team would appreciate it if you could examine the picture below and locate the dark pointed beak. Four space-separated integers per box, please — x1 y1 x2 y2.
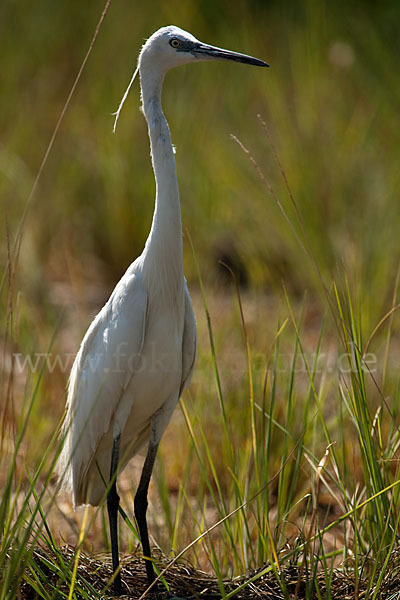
192 42 269 67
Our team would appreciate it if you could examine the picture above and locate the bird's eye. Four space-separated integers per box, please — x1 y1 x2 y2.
170 38 181 48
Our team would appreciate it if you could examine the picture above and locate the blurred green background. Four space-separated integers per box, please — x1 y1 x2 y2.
2 0 400 577
2 0 400 322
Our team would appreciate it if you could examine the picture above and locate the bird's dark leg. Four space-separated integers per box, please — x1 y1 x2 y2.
134 437 160 589
107 432 123 596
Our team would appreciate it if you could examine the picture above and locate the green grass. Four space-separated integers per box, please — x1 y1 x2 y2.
2 0 400 598
3 274 400 597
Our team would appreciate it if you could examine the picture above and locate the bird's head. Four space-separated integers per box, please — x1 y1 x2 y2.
138 25 269 72
113 26 268 132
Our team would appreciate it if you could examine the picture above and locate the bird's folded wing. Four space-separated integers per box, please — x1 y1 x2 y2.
60 272 148 492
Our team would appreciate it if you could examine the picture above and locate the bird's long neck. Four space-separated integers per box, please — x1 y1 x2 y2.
140 67 183 298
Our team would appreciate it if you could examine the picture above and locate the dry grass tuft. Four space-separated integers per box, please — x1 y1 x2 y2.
18 545 400 599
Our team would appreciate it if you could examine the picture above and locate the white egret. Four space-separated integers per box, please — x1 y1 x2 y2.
58 25 268 595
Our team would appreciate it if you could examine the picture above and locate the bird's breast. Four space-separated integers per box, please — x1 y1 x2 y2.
113 286 185 434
